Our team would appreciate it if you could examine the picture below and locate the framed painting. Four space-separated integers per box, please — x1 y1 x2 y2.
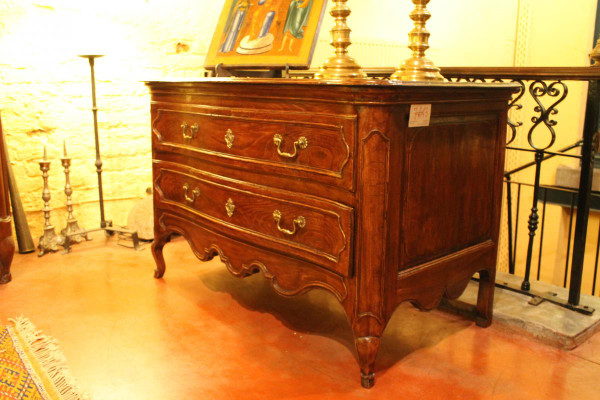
205 0 328 70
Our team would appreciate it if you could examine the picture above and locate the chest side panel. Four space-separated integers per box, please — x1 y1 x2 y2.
400 113 504 271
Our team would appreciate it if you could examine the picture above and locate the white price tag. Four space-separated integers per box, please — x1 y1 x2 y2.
408 104 431 128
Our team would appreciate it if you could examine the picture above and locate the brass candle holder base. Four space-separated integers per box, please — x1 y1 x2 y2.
390 57 443 82
391 0 443 82
314 57 366 80
314 0 366 80
38 226 64 257
61 219 88 244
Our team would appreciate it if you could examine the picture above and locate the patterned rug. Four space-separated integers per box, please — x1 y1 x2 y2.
0 317 88 400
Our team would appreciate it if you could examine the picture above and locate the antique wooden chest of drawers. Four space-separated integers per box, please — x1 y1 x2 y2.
147 78 517 388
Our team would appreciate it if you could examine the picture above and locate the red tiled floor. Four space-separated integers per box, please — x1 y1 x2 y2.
572 329 600 365
1 233 599 399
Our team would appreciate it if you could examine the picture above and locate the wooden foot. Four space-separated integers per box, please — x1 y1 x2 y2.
0 271 10 284
355 336 380 389
0 236 14 284
151 232 171 279
475 268 495 328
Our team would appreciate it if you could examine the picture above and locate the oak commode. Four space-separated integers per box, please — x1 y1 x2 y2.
147 77 517 388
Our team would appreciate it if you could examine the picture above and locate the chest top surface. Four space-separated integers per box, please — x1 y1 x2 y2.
145 77 520 104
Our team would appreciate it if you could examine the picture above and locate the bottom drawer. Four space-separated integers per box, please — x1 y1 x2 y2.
156 211 349 302
153 163 353 277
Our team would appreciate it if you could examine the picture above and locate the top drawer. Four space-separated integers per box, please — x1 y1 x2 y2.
152 106 356 190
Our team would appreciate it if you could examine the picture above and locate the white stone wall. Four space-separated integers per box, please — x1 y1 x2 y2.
0 0 223 236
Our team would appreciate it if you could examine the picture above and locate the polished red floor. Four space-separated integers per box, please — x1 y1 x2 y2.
1 234 599 399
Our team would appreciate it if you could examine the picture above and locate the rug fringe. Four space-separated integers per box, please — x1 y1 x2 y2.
10 316 90 400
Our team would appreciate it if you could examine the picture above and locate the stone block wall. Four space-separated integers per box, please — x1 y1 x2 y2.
0 0 224 237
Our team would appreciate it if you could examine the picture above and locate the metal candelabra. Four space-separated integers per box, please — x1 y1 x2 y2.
37 147 64 256
314 0 365 80
390 0 443 81
60 141 88 244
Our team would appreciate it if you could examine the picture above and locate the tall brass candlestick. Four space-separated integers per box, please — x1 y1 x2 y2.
591 38 600 65
60 141 88 244
314 0 365 80
37 146 64 256
391 0 443 81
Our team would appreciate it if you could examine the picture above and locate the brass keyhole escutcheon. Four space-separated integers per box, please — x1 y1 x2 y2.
225 198 235 217
225 129 234 149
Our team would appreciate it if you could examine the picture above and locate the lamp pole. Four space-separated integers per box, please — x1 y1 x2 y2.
63 54 142 253
79 54 107 228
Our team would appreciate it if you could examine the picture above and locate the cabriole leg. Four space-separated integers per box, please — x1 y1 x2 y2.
151 231 172 279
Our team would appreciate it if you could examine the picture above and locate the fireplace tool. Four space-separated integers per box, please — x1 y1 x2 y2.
61 55 141 252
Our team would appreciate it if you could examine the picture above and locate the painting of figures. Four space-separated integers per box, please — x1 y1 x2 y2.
205 0 328 69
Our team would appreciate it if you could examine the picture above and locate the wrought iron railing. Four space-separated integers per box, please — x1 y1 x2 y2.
442 66 600 315
290 66 600 315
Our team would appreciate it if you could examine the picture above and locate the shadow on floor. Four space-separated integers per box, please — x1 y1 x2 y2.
168 258 474 374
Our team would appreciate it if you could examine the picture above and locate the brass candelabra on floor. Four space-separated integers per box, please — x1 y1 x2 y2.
37 147 64 256
391 0 443 81
60 141 88 244
314 0 365 80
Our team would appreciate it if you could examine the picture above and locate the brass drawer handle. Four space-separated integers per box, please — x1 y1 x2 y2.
272 210 306 236
181 123 199 140
225 129 234 149
273 134 308 158
182 183 201 203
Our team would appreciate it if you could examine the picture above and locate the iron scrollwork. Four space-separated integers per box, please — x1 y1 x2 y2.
519 79 568 292
527 80 568 151
505 79 525 145
447 77 524 146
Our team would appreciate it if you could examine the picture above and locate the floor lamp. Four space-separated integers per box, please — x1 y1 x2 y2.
62 54 142 252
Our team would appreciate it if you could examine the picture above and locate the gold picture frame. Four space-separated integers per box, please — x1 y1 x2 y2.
205 0 328 70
